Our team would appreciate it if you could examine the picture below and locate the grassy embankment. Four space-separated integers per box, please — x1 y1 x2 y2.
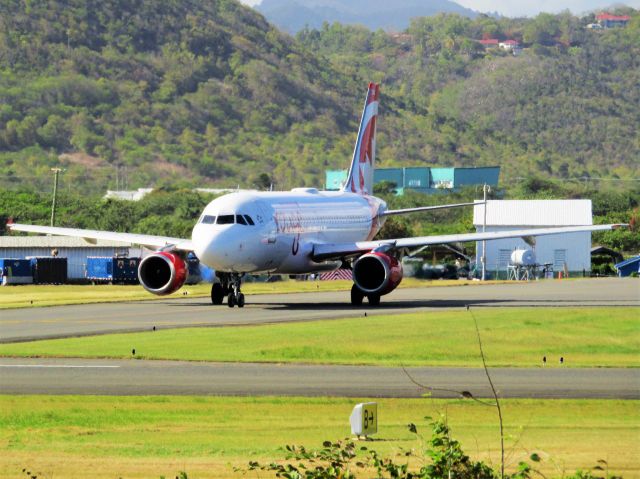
0 278 499 309
2 288 637 478
1 308 637 368
0 396 638 479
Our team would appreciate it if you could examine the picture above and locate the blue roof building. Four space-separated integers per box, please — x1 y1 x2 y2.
614 256 640 277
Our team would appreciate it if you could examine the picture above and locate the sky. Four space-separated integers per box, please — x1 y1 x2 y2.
238 0 639 17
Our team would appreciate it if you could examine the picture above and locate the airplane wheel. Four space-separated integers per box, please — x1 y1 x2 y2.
211 283 224 305
367 294 380 306
237 293 245 308
351 284 364 306
227 293 236 308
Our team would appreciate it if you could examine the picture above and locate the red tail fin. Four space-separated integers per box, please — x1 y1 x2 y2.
342 83 379 195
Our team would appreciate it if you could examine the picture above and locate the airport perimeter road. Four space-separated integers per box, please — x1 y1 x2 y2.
0 357 638 399
1 278 638 343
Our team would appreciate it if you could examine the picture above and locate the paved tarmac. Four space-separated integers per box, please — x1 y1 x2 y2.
1 357 638 399
1 278 638 343
1 278 638 399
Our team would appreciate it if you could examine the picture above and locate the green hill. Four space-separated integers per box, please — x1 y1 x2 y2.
297 11 640 181
0 1 638 194
0 0 361 192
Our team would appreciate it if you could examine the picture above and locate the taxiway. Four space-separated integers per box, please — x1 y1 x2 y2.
1 357 638 399
1 278 637 343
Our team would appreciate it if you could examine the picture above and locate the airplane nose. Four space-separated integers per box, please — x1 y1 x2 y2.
193 226 243 269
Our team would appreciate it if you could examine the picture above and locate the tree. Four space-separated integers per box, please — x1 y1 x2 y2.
523 13 561 46
38 115 70 149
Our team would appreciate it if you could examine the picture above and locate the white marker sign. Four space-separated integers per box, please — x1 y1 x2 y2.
350 402 377 436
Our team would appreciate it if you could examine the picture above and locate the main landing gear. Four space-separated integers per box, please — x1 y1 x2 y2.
350 284 380 306
211 272 245 308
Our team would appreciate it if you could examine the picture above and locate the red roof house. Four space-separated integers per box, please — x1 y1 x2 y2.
596 13 631 28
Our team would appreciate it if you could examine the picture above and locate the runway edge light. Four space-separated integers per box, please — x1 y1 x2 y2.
350 402 377 437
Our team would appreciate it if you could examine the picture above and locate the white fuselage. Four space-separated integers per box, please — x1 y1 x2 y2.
192 189 387 274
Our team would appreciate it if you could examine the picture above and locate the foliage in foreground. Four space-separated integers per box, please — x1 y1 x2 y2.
241 419 622 479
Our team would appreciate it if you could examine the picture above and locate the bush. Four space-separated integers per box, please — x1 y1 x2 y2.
242 418 625 479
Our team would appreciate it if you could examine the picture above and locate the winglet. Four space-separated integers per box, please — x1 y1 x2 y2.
342 82 379 195
611 223 629 230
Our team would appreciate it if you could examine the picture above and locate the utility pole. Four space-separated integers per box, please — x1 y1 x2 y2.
481 183 490 281
50 168 63 227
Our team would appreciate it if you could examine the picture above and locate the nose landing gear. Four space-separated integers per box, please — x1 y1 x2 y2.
211 272 245 308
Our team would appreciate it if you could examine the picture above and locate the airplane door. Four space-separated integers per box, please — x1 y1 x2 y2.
256 203 276 244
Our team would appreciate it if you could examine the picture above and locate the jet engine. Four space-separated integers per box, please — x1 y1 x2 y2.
352 252 403 296
138 252 188 296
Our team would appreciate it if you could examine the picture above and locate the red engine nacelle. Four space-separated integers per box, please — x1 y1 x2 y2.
138 252 188 296
352 252 403 296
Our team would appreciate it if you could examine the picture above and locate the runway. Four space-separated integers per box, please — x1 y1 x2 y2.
1 278 638 399
1 278 638 343
1 357 638 399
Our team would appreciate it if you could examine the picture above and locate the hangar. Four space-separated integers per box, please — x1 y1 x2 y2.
473 200 593 277
0 236 139 281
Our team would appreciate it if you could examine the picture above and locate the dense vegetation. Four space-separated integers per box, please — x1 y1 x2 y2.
296 9 640 182
0 0 361 193
0 1 638 256
2 178 637 254
0 1 638 195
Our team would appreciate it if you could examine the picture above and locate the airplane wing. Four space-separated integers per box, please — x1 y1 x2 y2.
312 224 625 261
7 223 194 251
381 201 481 216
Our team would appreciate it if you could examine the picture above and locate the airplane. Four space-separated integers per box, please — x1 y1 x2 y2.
8 83 624 307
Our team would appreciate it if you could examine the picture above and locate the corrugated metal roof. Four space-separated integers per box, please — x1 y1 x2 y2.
473 200 592 226
615 256 640 268
0 236 132 247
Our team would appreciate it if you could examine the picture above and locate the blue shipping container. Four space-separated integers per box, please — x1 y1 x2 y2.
86 257 139 284
0 258 33 285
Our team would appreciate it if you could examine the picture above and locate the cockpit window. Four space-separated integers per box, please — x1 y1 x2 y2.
216 215 235 225
201 215 216 224
244 215 255 225
236 214 247 225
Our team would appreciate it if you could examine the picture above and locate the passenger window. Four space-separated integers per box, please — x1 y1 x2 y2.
244 215 255 225
201 215 216 224
236 214 247 225
217 215 235 225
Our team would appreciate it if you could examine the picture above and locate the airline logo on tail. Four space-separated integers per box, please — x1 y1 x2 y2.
343 83 379 195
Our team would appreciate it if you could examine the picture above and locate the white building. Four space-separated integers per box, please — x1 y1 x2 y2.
104 188 154 201
0 237 141 280
473 200 593 277
499 39 520 53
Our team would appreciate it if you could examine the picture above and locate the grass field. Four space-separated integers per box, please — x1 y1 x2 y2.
1 307 637 367
0 395 637 479
0 278 493 309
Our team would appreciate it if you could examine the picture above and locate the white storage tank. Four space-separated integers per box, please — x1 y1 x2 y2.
511 249 536 266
